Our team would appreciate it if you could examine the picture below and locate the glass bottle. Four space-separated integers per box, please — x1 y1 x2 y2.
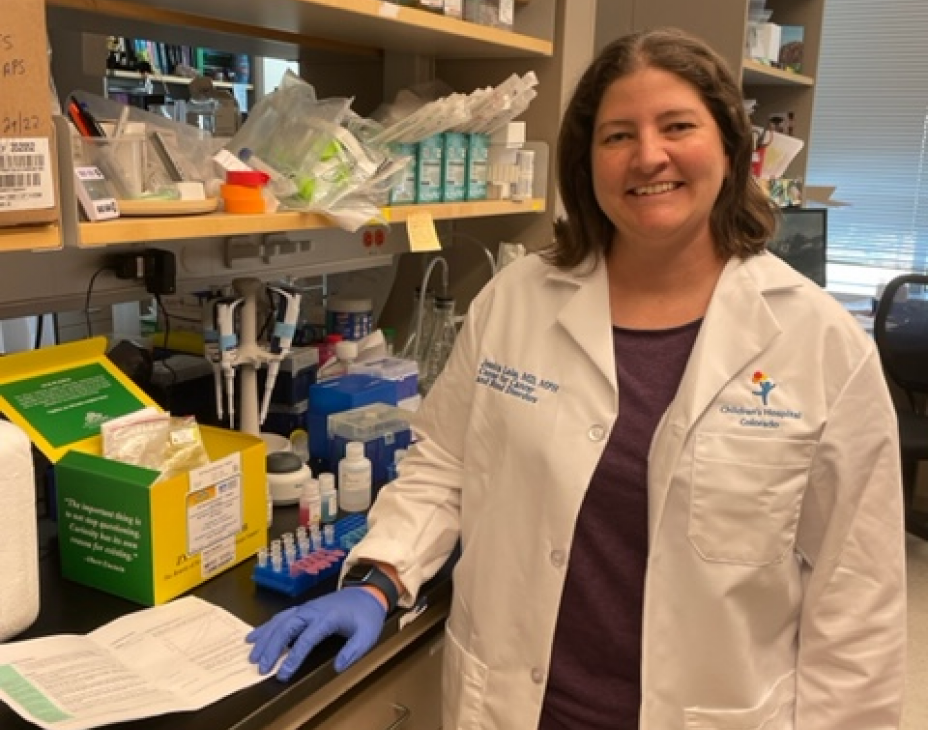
400 287 436 365
419 294 457 394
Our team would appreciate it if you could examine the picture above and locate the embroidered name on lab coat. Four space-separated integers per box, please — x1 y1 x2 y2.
475 359 559 404
719 404 803 429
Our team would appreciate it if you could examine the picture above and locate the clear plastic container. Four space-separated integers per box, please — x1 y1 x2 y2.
463 0 513 30
299 477 321 528
319 472 338 523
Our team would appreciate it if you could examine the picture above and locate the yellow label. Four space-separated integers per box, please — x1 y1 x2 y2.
406 211 442 252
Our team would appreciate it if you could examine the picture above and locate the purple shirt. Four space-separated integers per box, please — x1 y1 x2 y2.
538 319 701 729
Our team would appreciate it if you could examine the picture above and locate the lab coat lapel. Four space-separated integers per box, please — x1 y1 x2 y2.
549 259 617 392
648 256 784 538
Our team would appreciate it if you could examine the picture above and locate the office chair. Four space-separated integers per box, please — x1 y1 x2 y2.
873 273 928 539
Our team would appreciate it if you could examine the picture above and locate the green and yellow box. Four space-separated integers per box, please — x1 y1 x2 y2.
0 337 267 605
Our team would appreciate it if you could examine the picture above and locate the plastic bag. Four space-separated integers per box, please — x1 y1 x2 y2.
157 416 210 482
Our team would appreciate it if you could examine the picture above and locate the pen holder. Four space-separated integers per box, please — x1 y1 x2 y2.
78 135 146 199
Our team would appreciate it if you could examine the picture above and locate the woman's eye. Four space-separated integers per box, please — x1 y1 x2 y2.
666 122 695 133
604 131 631 143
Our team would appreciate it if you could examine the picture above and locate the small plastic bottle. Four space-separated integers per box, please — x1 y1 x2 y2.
317 340 359 381
338 441 372 513
319 472 338 523
299 477 321 528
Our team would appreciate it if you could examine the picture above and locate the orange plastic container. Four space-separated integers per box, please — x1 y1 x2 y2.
220 182 266 214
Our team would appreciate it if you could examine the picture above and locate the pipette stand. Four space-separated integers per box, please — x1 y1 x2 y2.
231 277 265 436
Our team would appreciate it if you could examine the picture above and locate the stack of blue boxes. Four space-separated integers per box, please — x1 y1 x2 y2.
307 374 398 471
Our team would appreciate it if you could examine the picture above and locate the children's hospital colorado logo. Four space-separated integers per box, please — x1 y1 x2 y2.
718 370 803 429
752 370 776 405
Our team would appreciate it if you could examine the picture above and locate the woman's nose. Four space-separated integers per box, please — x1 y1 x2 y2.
632 133 670 172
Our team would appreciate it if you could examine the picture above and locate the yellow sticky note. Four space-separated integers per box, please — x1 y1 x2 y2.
406 211 442 252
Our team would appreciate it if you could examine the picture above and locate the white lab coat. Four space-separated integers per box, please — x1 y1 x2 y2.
350 251 906 730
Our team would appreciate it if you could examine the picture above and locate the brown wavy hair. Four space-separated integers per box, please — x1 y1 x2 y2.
546 27 777 270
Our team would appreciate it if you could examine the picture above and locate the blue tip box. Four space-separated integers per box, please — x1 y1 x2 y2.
307 374 398 463
327 403 412 490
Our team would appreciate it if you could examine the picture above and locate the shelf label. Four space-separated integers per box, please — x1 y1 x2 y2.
0 138 54 211
406 211 442 252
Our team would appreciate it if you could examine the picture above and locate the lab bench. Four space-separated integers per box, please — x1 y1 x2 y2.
1 508 451 730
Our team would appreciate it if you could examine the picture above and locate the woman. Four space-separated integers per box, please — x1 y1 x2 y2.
248 28 906 729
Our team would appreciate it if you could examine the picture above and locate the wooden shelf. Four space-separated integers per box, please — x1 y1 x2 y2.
107 69 254 91
742 58 815 87
75 199 546 247
0 224 61 252
48 0 554 59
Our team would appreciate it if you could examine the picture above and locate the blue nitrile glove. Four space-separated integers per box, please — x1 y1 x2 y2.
246 587 387 681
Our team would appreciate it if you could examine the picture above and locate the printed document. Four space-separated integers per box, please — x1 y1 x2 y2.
0 596 269 729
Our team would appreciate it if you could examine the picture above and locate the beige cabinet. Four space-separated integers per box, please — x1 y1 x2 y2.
308 631 444 730
595 0 826 180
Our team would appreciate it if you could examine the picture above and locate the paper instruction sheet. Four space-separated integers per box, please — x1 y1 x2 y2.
0 596 269 730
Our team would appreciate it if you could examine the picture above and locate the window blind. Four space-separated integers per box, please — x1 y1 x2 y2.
807 0 928 282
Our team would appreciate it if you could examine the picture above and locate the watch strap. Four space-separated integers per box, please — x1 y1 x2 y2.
343 564 400 613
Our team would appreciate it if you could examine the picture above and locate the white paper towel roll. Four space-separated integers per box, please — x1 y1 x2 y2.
0 420 39 642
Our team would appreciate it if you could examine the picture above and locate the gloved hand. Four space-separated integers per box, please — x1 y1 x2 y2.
247 587 387 681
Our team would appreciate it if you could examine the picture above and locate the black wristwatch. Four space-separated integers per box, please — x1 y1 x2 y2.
342 563 400 613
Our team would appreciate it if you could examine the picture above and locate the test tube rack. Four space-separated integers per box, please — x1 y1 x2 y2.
251 514 368 597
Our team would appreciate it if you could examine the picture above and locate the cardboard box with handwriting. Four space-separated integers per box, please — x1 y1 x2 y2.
0 0 59 227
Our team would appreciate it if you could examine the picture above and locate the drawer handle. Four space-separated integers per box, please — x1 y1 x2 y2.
383 702 411 730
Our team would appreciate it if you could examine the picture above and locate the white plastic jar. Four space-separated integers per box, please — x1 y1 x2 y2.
325 296 373 341
267 451 312 507
338 441 372 512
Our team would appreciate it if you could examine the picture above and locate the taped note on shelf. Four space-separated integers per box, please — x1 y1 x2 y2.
406 211 442 252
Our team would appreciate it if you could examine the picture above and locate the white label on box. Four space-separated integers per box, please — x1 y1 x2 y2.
0 137 54 211
201 536 236 578
499 0 514 26
187 453 243 555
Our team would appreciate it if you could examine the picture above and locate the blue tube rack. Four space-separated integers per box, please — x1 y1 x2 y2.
252 514 368 597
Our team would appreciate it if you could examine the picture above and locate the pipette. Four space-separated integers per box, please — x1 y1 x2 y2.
200 293 224 421
216 296 243 429
260 285 302 424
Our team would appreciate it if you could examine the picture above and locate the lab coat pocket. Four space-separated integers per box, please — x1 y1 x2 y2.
684 670 796 729
689 433 814 565
442 625 489 730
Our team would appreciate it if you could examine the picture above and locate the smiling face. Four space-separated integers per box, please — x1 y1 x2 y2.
592 65 728 258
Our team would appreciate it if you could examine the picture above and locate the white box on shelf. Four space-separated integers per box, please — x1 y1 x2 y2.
747 22 781 64
489 121 526 148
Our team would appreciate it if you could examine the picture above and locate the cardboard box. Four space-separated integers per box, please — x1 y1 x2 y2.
0 0 59 228
0 337 267 605
441 131 468 202
465 133 489 201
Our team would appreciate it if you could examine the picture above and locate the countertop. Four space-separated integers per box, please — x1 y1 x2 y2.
1 507 452 730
